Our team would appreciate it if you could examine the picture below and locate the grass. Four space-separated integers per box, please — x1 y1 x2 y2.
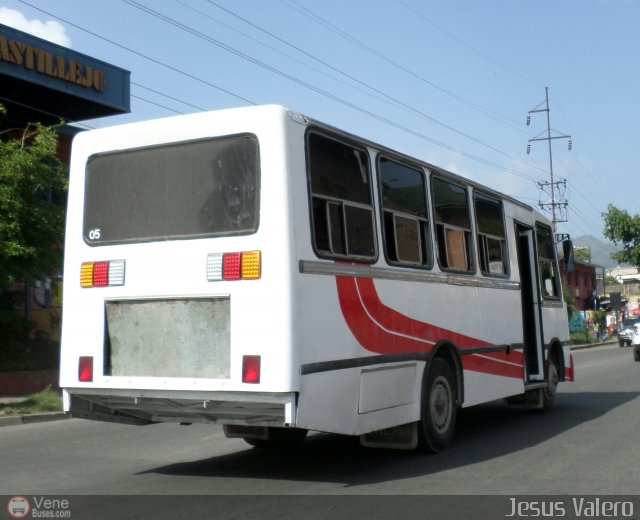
0 386 62 417
570 329 594 345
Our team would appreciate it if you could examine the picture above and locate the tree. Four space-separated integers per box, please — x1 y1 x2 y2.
605 275 621 288
602 204 640 268
0 105 67 333
573 246 591 264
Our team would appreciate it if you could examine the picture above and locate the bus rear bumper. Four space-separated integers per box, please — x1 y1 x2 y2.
63 388 297 428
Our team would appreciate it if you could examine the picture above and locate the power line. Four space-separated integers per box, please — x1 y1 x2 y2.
203 0 545 179
130 94 184 115
397 0 543 90
387 1 614 237
282 0 530 136
17 0 257 106
0 94 95 129
173 0 436 118
119 0 544 181
15 1 572 188
549 92 636 214
132 81 207 112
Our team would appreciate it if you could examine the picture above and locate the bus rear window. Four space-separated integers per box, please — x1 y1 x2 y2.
83 135 260 245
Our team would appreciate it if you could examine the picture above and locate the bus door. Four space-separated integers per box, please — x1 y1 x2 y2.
515 224 545 382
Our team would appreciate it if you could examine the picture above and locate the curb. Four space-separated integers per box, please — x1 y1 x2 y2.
0 412 68 428
570 340 618 351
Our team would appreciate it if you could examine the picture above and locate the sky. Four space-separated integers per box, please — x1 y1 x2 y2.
1 0 639 243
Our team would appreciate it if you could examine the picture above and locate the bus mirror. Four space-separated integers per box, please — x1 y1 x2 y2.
563 239 575 273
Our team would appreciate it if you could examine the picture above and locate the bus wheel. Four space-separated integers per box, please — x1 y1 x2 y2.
418 357 457 452
244 427 308 449
541 357 559 412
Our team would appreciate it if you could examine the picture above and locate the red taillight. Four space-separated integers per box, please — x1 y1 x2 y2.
242 355 261 384
92 261 109 286
78 356 93 382
223 253 242 280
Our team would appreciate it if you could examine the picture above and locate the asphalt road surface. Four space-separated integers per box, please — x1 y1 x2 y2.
1 344 639 502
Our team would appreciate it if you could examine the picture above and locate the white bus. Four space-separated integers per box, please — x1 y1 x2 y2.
60 105 573 451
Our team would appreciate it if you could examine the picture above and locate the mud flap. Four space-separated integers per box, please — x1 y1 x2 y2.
360 422 419 450
504 388 544 410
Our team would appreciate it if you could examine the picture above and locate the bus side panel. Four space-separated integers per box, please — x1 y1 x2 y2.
294 269 529 434
294 273 424 435
461 369 525 407
298 367 424 436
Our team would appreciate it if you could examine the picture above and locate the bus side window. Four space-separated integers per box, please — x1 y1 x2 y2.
378 157 430 267
431 176 474 273
535 223 561 298
474 191 508 276
307 133 376 261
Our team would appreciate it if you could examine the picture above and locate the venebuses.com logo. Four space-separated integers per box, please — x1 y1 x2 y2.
6 496 71 518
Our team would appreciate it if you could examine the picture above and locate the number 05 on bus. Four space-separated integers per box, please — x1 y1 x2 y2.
60 105 574 452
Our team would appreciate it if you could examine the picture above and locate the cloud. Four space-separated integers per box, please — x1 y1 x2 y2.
0 7 72 48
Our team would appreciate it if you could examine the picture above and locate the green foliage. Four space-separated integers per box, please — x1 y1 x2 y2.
0 386 62 416
573 247 591 263
605 275 621 287
570 329 592 345
0 106 67 331
594 309 606 324
602 204 640 267
563 284 575 319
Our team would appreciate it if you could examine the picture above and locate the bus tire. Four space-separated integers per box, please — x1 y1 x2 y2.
541 356 559 412
243 427 308 449
418 357 457 452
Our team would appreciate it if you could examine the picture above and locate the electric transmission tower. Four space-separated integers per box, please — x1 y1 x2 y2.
526 87 572 229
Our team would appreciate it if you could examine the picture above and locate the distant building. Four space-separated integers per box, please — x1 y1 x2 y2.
608 266 640 284
559 259 597 311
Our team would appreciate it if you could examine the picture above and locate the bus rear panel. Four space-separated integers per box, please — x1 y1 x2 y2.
61 106 300 428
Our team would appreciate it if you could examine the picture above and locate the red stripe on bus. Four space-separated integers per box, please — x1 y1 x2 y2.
461 352 524 379
565 353 574 381
336 275 524 379
354 276 491 349
336 276 431 353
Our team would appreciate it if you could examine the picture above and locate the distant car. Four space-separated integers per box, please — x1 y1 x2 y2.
617 318 640 347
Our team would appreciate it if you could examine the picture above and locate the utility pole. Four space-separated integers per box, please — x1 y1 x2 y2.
526 87 572 229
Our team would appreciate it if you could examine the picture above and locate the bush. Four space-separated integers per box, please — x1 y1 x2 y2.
570 329 593 345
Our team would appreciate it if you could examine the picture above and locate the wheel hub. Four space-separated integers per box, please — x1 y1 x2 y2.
430 376 453 434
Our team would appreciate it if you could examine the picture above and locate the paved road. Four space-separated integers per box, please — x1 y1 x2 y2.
1 345 639 498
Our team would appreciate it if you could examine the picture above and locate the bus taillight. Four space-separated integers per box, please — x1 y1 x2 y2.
223 253 242 280
206 251 261 281
242 355 261 384
78 356 93 382
80 260 126 288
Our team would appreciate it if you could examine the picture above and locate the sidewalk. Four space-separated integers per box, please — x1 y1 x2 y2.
0 396 67 428
570 338 618 350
